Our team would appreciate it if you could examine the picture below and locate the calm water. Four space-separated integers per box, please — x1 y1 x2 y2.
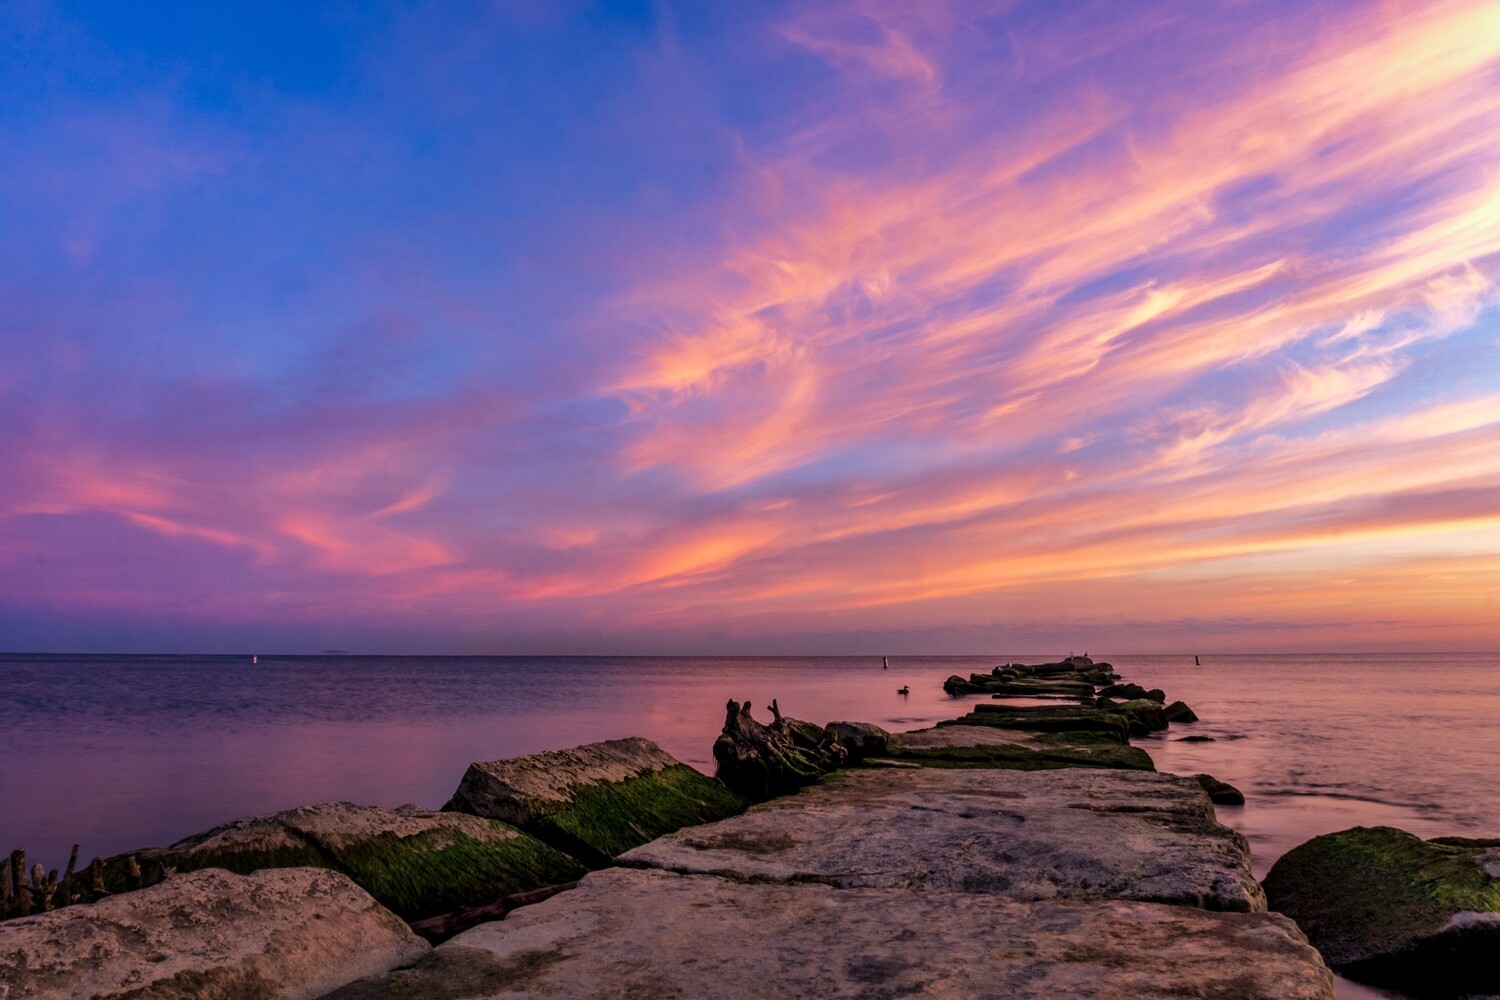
4 651 1497 998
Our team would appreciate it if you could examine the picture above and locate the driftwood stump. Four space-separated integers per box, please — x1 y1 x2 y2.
712 699 845 802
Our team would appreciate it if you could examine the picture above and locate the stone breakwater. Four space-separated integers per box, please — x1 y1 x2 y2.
2 656 1339 999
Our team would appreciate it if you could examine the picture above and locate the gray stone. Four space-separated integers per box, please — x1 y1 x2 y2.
620 767 1265 911
823 720 890 761
0 867 428 1000
324 868 1334 1000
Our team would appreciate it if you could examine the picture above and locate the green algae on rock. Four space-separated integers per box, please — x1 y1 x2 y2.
1263 825 1500 997
101 803 585 921
445 738 747 868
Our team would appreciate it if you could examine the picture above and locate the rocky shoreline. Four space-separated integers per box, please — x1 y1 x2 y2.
2 655 1493 998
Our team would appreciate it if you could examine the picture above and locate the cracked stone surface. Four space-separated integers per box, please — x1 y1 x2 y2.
619 766 1265 911
0 868 428 1000
324 868 1333 1000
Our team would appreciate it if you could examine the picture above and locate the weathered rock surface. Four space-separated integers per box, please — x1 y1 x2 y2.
324 868 1333 1000
445 738 745 868
619 767 1265 911
102 801 585 920
823 720 890 762
1264 825 1500 996
886 724 1154 771
956 703 1133 742
0 867 428 1000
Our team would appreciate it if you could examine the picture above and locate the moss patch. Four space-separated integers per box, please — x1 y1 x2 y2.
103 820 585 921
523 764 748 867
331 827 586 920
1263 826 1500 995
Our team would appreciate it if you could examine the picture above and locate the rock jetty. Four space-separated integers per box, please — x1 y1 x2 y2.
3 657 1341 999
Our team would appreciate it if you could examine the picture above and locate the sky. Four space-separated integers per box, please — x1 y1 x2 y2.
2 0 1499 655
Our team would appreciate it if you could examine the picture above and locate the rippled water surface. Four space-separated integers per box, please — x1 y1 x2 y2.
4 651 1497 998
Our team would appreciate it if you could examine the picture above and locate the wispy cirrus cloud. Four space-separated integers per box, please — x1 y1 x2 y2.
2 0 1498 652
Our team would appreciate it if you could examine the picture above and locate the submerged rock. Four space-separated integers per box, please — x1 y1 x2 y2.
621 767 1265 911
100 801 585 921
326 868 1333 1000
1194 773 1245 805
445 737 746 868
0 867 428 1000
1165 700 1200 723
1263 826 1500 996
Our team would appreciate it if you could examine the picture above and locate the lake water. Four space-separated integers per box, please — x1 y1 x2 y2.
4 651 1497 998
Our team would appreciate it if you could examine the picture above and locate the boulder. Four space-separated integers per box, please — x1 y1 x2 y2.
1099 682 1151 701
621 767 1265 912
823 720 890 762
444 738 746 867
1263 826 1500 996
0 867 428 1000
1194 773 1245 805
1165 700 1199 723
325 868 1334 1000
100 801 585 921
1098 697 1169 733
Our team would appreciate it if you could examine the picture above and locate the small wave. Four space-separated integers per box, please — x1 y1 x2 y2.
1258 787 1445 811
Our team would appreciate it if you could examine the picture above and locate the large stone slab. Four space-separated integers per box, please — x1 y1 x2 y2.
443 737 746 866
323 868 1334 1000
0 867 428 1000
886 724 1155 770
620 767 1265 911
103 801 585 921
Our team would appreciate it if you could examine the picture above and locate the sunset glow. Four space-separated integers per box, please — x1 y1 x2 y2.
3 0 1499 652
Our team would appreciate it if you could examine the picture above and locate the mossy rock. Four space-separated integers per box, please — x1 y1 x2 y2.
446 739 748 867
519 764 747 867
102 803 585 921
1263 826 1500 996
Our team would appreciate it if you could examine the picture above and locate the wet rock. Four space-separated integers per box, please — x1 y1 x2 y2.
1263 826 1500 997
1194 773 1245 805
1099 682 1151 700
445 737 746 867
1176 735 1216 742
0 867 428 1000
1098 697 1169 733
886 725 1154 771
327 868 1331 1000
823 720 890 762
1165 700 1200 723
621 767 1264 911
99 801 585 921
